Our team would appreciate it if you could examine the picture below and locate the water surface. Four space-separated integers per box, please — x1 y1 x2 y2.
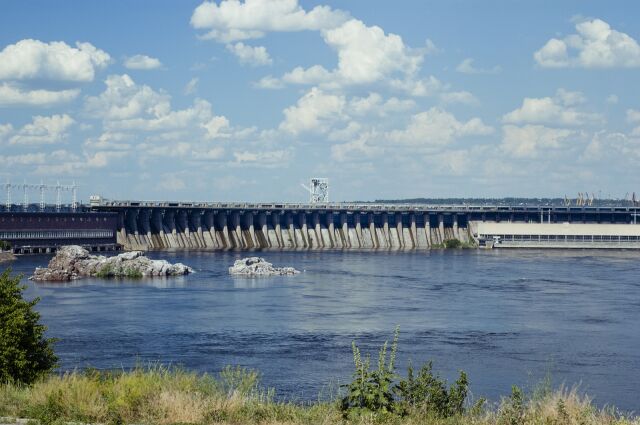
9 249 640 411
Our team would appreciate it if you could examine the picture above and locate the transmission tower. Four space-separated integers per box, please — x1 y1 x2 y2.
301 178 329 204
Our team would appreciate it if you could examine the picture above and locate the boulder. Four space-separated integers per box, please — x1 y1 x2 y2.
229 257 299 276
31 245 193 282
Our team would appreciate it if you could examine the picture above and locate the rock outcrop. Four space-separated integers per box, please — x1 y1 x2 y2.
31 245 193 282
229 257 299 276
0 252 16 263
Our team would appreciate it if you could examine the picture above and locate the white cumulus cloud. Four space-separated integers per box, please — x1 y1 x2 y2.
534 18 640 68
455 58 501 74
190 0 349 42
503 89 600 126
0 83 79 106
7 114 75 145
226 42 272 66
502 124 575 158
124 54 162 70
279 87 346 134
0 39 110 82
386 108 493 146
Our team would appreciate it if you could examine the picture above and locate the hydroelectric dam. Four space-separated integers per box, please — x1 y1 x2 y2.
89 199 640 250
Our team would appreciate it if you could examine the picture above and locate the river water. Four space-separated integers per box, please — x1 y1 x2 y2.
9 250 640 411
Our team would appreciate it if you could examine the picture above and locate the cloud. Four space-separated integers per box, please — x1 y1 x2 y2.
455 58 501 74
330 130 382 161
184 77 199 95
386 107 493 146
0 39 110 81
84 74 171 120
534 18 640 68
264 19 425 89
254 75 285 89
503 89 600 126
231 149 292 168
7 114 74 145
0 152 47 166
626 109 640 123
0 83 79 106
389 75 444 97
501 124 575 158
279 87 346 134
159 174 187 191
123 54 162 70
191 0 349 42
322 19 422 85
281 65 332 85
288 19 423 88
226 42 272 66
440 90 479 105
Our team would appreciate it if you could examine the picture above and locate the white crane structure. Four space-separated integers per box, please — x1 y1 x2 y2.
300 178 329 204
3 180 78 212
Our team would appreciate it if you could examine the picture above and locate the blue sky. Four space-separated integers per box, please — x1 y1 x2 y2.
1 0 639 202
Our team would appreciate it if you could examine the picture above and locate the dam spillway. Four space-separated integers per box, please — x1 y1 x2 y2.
90 200 640 250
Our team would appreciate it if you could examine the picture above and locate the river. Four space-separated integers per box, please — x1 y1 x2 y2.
8 249 640 411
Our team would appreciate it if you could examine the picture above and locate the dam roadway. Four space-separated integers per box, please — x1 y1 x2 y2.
90 200 640 250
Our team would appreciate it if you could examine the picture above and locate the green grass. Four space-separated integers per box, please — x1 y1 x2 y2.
0 366 637 425
94 264 143 279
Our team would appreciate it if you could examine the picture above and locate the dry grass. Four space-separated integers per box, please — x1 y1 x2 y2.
0 367 637 425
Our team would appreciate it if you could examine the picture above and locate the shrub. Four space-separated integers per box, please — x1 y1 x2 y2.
341 326 399 415
395 362 468 417
124 268 143 279
340 327 470 418
0 268 57 384
0 241 11 251
95 264 114 278
443 239 462 249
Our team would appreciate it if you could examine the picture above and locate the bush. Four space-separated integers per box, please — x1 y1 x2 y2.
341 326 399 414
0 268 57 384
443 239 462 249
341 327 470 418
395 362 468 417
0 240 10 251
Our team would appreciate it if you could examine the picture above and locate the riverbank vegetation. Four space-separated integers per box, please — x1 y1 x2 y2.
0 365 637 425
432 238 477 249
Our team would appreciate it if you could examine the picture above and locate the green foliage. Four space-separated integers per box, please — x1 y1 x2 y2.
96 265 143 279
443 239 462 249
341 327 470 419
0 241 11 251
0 268 57 385
219 365 262 399
395 362 468 417
341 326 399 415
498 385 525 425
124 268 142 279
95 264 114 278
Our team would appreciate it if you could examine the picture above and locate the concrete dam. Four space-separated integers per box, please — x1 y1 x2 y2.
91 200 640 250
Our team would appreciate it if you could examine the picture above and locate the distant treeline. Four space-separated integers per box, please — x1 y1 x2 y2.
358 198 637 207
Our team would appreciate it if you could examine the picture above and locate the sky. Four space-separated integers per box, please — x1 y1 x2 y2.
1 0 640 203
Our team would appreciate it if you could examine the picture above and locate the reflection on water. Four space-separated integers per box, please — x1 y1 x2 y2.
7 249 640 410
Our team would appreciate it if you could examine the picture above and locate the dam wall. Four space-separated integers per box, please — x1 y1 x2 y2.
97 205 472 251
91 201 640 251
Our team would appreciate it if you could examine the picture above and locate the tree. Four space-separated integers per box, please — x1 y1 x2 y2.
0 268 57 384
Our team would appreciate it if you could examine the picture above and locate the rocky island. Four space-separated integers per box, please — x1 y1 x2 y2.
0 251 16 263
229 257 300 276
31 245 193 282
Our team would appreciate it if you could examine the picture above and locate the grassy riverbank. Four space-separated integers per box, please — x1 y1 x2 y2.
0 366 637 425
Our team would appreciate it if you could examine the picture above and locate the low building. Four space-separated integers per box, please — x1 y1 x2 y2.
0 211 120 254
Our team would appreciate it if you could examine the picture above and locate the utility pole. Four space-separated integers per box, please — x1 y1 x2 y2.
4 181 10 211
